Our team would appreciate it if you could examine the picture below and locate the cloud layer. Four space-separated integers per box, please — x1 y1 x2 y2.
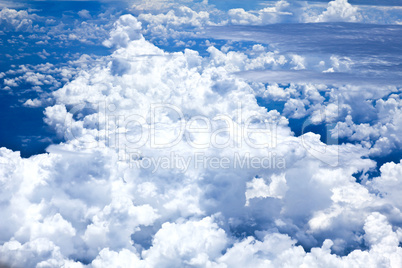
0 1 402 267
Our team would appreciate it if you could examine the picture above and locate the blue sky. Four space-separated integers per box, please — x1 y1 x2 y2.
1 0 402 267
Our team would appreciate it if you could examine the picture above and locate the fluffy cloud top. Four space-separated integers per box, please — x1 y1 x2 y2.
103 14 143 48
313 0 361 22
0 7 33 31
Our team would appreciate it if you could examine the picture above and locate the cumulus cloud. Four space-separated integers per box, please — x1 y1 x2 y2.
89 213 402 267
78 9 91 19
334 93 402 157
103 14 143 48
245 173 288 206
23 98 42 108
136 5 214 44
227 1 294 25
126 0 402 51
0 8 34 32
368 160 402 210
312 0 361 22
1 8 402 267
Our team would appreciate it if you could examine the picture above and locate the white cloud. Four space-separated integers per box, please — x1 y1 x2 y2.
333 94 402 157
78 9 91 20
227 1 294 25
245 173 288 205
23 98 43 108
103 14 143 48
0 8 34 32
3 78 18 87
368 160 402 210
142 216 227 266
311 0 361 23
0 11 402 267
91 248 141 268
228 8 261 25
